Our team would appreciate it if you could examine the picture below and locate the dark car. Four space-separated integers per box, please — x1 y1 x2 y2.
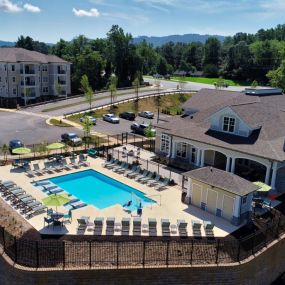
9 139 24 153
61 133 82 146
119 112 136 121
130 123 156 136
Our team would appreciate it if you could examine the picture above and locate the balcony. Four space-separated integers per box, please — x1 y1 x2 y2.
58 80 66 85
58 70 66 74
20 69 35 75
21 81 36 86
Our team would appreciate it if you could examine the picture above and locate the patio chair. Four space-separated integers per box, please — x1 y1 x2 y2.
133 217 142 236
63 209 72 223
44 216 54 227
77 216 90 234
136 170 149 181
161 218 171 236
177 219 188 237
127 166 141 178
155 178 170 191
121 218 131 235
124 165 137 177
148 218 157 236
94 217 104 236
106 217 115 235
87 148 97 157
192 220 202 238
139 172 154 184
203 221 214 238
102 157 114 167
69 157 80 168
147 174 161 186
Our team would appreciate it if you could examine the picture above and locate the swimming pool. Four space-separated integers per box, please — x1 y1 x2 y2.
48 169 155 211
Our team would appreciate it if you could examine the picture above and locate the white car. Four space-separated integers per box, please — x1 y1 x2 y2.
102 113 120 124
138 111 154 119
80 116 97 125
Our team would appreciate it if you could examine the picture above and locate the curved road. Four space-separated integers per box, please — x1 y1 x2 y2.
0 79 249 145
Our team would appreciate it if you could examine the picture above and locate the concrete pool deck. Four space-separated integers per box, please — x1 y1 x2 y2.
0 157 239 237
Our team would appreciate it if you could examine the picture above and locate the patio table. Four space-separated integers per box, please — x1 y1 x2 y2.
51 213 64 221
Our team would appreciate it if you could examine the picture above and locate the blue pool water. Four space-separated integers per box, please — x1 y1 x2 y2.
48 169 154 211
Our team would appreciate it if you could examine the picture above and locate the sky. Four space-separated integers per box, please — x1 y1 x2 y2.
1 0 285 43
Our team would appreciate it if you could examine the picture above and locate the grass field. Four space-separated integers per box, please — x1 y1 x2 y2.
67 93 192 124
171 76 250 86
49 118 72 127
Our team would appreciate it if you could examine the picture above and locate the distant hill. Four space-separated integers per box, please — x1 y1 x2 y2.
133 33 226 46
0 41 15 47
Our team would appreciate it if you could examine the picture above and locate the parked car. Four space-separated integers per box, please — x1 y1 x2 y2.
130 123 156 136
9 139 24 153
61 133 82 146
138 111 154 119
119 111 136 121
80 116 97 125
102 113 120 124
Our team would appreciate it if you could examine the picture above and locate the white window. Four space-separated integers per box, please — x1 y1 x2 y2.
176 142 187 158
160 134 170 154
223 116 235 133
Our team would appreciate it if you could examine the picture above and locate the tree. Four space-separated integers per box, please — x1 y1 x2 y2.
144 122 155 138
267 60 285 90
1 144 8 164
55 81 62 97
80 75 93 112
82 116 93 147
108 74 118 110
132 76 140 113
23 88 32 106
251 80 258 88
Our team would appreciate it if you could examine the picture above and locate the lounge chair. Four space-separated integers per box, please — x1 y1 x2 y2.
34 180 50 186
60 159 73 170
102 157 114 168
4 188 25 198
161 218 170 236
127 166 141 178
69 157 80 168
124 165 137 177
26 205 47 218
121 218 130 235
105 159 120 169
192 220 202 238
25 165 36 177
139 172 154 183
32 164 43 175
203 221 214 238
147 174 161 186
71 201 87 209
87 148 97 157
177 219 188 237
43 162 55 173
94 217 104 235
113 162 128 173
136 170 149 181
133 217 142 236
106 217 115 235
78 154 90 167
77 216 90 234
48 188 64 194
22 202 43 214
42 185 58 192
148 218 157 236
0 180 15 188
53 162 64 172
155 178 170 191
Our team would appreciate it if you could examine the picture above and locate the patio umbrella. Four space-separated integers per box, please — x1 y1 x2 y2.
12 147 31 155
46 142 65 150
253 181 271 192
42 193 71 212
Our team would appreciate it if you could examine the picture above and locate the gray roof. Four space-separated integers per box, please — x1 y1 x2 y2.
0 48 69 64
157 88 285 161
183 167 260 196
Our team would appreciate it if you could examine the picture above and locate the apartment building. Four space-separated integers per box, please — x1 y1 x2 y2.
0 47 71 107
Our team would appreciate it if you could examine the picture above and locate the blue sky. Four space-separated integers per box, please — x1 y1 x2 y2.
1 0 285 42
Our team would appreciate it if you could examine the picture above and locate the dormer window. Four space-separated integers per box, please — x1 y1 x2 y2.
223 116 235 133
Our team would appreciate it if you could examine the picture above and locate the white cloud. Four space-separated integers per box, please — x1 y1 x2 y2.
73 7 100 17
23 3 40 13
0 0 22 13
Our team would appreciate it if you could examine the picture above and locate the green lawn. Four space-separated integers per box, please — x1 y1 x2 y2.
49 118 72 127
170 76 250 86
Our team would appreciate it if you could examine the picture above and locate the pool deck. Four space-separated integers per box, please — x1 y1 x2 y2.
0 156 239 237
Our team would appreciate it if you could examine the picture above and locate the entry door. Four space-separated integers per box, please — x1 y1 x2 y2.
223 195 234 220
192 184 202 207
207 189 218 215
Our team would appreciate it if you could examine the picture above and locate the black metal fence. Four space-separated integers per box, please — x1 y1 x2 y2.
0 210 285 269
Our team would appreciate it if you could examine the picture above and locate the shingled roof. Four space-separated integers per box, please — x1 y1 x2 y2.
183 167 260 196
156 88 285 161
0 48 69 64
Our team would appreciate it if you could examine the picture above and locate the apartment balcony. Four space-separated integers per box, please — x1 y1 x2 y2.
58 80 66 85
20 69 36 75
21 81 36 86
21 92 36 98
57 69 66 74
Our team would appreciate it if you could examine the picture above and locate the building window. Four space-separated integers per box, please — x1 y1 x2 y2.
223 116 235 133
43 87 48 93
190 147 197 163
11 65 15 71
216 208 222 217
0 77 1 82
13 88 17 95
43 77 48 83
242 196 247 204
42 65 48 72
160 134 170 154
12 77 16 83
176 142 187 158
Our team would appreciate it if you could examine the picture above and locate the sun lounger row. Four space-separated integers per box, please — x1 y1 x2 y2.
102 158 170 190
0 180 47 219
25 155 90 177
76 216 215 237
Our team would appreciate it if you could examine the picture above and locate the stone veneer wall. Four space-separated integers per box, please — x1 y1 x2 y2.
0 233 285 285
